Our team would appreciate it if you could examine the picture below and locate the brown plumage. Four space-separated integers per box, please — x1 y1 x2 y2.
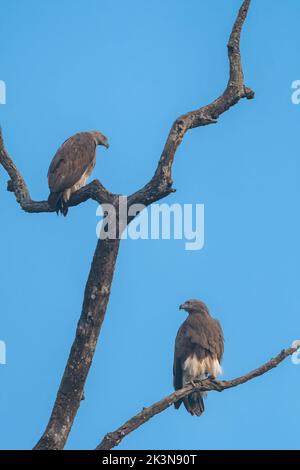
173 300 224 416
47 131 109 216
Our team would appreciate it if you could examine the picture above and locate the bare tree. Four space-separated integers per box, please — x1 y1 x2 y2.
1 0 294 451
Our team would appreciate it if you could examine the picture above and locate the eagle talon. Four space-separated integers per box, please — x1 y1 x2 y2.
207 374 216 380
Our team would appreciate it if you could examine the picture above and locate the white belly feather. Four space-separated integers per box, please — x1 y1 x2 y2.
183 354 222 386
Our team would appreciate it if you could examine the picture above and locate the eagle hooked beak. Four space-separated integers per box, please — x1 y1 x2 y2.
179 303 185 310
104 142 110 149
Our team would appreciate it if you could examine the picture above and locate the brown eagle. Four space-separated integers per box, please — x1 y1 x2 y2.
173 299 224 416
47 131 109 215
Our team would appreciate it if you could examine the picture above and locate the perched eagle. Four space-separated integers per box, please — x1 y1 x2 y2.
47 131 109 215
173 299 224 416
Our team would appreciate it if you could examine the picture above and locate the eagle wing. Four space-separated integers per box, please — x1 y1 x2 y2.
212 319 224 363
173 324 188 392
187 316 224 364
48 132 96 193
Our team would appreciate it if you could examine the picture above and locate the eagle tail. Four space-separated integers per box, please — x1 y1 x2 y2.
174 399 182 410
48 192 69 216
183 391 205 417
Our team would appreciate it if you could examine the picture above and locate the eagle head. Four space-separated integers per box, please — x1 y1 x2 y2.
91 131 109 149
179 299 209 316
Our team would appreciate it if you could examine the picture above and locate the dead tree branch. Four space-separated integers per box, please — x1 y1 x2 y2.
97 344 299 450
0 0 254 450
128 0 254 209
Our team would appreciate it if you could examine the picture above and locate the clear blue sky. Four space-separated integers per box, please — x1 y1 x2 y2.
1 0 300 450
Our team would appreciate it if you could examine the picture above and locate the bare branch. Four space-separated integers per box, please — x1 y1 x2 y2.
97 344 299 450
128 0 254 209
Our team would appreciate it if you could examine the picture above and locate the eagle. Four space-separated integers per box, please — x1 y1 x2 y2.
47 131 109 216
173 299 224 416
